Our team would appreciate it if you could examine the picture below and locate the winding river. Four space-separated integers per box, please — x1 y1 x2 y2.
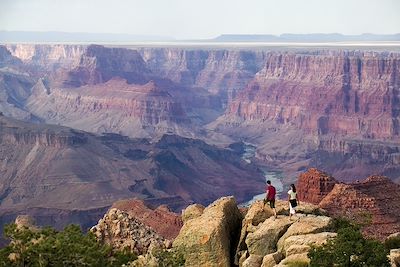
240 143 284 207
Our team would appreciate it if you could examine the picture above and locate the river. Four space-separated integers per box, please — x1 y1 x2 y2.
240 142 284 207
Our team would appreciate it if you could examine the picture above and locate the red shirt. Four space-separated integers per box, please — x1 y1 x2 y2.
266 185 276 200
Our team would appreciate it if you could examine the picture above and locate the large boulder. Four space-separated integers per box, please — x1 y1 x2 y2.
390 249 400 267
277 215 332 251
173 196 242 267
242 254 263 267
261 252 284 267
181 203 205 223
280 232 337 258
245 217 293 256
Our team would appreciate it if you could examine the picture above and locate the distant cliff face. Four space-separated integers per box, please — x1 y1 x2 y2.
227 51 400 140
138 48 266 96
26 78 190 137
3 44 400 182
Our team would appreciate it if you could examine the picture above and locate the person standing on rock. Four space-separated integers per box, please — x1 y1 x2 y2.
288 184 299 220
264 180 277 218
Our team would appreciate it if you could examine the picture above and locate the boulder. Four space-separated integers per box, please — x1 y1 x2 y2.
173 196 242 267
276 253 310 267
285 245 311 257
181 203 205 223
390 249 400 267
90 208 165 255
238 250 249 266
245 217 293 256
261 252 284 267
387 232 400 240
280 232 337 257
243 200 272 226
277 215 332 251
242 254 263 267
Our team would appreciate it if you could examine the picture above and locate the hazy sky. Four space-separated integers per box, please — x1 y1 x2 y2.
0 0 399 39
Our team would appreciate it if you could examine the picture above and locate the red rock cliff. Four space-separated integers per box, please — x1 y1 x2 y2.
297 168 400 239
228 51 400 140
297 168 338 205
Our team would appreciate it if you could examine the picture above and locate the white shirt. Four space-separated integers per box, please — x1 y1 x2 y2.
288 189 297 200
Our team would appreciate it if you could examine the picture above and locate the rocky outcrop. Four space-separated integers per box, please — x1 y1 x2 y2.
319 175 400 240
245 217 293 256
297 168 338 205
173 196 242 267
111 199 182 240
296 169 400 240
91 208 167 255
168 196 337 267
390 249 400 267
181 203 204 223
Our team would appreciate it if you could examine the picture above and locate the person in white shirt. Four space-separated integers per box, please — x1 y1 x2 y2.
287 184 299 220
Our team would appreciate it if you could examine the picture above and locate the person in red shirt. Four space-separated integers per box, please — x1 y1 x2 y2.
264 180 277 218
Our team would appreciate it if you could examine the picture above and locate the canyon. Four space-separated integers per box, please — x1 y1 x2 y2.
0 114 264 235
0 43 399 236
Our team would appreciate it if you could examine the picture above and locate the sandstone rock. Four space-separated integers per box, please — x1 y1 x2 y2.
276 253 310 267
390 249 400 267
173 196 242 267
297 168 338 205
243 200 272 226
388 232 400 240
242 254 263 267
91 208 166 255
15 215 37 230
261 252 284 267
277 215 332 251
273 200 325 217
238 250 249 267
281 232 337 257
245 217 293 256
181 203 205 223
111 199 183 240
285 245 311 257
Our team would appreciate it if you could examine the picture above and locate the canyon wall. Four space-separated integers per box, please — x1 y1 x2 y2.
227 51 400 140
2 44 400 182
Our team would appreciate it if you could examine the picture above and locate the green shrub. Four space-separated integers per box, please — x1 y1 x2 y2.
0 223 137 267
309 225 390 267
153 248 185 267
385 235 400 250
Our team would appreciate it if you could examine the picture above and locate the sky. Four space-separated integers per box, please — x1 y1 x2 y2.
0 0 399 39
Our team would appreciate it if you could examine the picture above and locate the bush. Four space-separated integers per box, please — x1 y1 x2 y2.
153 248 185 267
309 224 390 267
0 223 137 267
385 235 400 250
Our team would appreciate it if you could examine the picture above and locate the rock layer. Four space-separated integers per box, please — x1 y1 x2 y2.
297 168 400 240
297 168 338 205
